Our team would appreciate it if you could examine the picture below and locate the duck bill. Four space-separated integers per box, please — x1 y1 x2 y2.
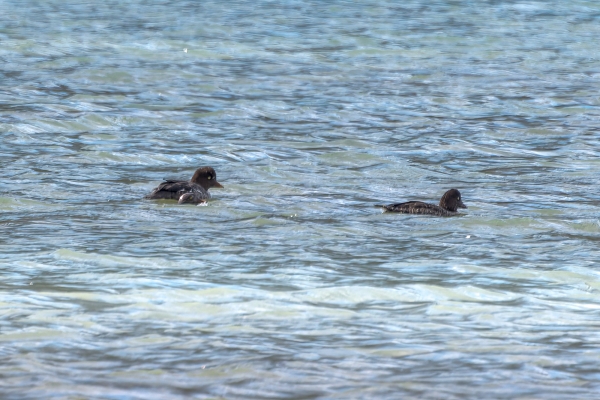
213 181 224 188
458 200 467 209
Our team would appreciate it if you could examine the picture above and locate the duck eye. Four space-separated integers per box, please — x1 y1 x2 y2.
208 176 212 180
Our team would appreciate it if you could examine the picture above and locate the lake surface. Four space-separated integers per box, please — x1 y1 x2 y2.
2 0 600 398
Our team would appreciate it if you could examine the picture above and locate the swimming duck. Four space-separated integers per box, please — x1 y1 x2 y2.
145 166 223 203
378 188 467 216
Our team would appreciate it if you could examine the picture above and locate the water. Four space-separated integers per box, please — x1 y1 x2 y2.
2 0 600 398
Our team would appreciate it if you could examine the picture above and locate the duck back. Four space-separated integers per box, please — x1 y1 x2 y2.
382 201 456 216
145 180 210 200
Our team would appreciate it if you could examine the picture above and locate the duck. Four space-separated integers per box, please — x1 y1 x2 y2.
378 188 467 216
145 166 223 203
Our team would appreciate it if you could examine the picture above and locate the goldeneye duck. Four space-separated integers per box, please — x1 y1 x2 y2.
378 188 467 216
145 166 223 203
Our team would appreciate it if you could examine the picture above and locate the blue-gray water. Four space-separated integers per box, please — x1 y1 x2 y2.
2 1 600 398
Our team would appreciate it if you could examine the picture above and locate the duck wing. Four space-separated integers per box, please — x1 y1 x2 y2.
145 180 202 200
381 201 451 215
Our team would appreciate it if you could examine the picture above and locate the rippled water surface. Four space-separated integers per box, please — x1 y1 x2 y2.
2 0 600 398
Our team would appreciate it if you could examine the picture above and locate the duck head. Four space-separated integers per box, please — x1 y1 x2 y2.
191 166 224 190
439 189 467 212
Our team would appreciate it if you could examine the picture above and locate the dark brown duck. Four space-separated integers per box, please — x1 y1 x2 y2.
145 166 223 204
378 188 467 216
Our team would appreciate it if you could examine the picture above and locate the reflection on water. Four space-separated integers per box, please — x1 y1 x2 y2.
2 0 600 398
